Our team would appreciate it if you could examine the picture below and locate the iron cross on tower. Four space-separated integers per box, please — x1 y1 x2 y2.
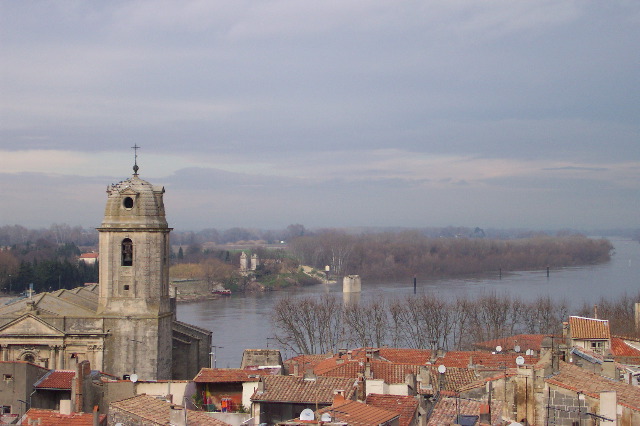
132 144 141 175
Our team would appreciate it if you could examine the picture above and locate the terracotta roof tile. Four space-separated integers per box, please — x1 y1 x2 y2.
21 409 106 425
34 370 75 390
251 375 357 404
474 334 546 352
611 337 640 359
79 253 99 259
365 394 419 426
545 362 640 412
285 354 332 374
110 394 230 425
427 397 503 426
316 400 399 426
193 368 275 383
569 316 611 340
437 351 537 369
376 348 433 364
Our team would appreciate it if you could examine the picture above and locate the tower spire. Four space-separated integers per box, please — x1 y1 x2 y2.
132 144 140 175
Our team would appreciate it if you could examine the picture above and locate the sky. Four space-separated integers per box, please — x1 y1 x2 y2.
1 1 639 232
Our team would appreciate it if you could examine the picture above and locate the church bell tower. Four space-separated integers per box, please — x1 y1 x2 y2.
97 149 173 380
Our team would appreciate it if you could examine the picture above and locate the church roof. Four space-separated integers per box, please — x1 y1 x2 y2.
101 174 168 229
0 286 99 319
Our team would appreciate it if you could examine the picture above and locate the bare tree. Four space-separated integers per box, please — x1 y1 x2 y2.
343 299 389 348
271 294 344 355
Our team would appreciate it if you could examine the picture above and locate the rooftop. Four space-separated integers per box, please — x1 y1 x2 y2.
569 316 611 340
427 396 503 426
193 367 277 383
316 399 399 426
34 370 75 390
251 375 357 404
365 394 419 426
110 394 230 425
546 362 640 412
21 408 106 426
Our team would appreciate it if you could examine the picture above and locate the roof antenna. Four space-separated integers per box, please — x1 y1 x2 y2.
131 144 140 176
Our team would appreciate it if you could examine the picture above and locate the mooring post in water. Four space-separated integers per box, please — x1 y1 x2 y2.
547 266 550 277
413 276 417 294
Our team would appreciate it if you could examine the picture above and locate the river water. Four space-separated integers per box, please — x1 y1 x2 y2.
176 237 640 368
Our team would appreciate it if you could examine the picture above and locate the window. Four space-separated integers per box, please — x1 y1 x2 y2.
2 374 12 381
1 406 10 414
591 341 605 353
122 238 133 266
123 196 134 209
23 354 35 363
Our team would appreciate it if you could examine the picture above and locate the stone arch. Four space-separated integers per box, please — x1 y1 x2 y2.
21 352 36 363
122 238 133 266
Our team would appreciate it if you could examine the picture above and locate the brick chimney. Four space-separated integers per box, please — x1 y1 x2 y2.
599 391 617 423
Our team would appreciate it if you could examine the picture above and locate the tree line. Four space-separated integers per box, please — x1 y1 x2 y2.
0 240 98 294
289 230 613 279
271 291 640 355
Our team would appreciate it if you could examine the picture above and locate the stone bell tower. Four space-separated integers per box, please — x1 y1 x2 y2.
97 150 173 380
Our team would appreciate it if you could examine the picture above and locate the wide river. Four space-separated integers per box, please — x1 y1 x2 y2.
176 237 640 368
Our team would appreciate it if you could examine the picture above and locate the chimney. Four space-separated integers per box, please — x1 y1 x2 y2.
419 366 431 390
364 362 372 379
60 400 72 415
92 406 99 426
594 304 598 319
479 403 490 424
169 405 187 426
599 391 617 423
333 390 346 407
635 303 640 332
602 357 617 380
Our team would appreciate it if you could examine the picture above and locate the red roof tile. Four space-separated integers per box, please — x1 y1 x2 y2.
79 253 99 259
317 400 399 426
427 397 503 426
474 334 546 352
21 409 106 426
611 337 640 358
34 370 75 390
251 375 357 404
110 394 229 425
569 316 610 340
193 368 275 383
546 362 640 412
436 351 537 369
365 394 419 426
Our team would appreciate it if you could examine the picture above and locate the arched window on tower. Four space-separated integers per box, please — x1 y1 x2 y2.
122 238 133 266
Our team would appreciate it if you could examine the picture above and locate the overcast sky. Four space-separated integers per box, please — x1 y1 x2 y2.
1 1 638 231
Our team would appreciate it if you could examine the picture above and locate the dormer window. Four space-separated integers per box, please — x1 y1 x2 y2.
123 196 134 209
122 238 133 266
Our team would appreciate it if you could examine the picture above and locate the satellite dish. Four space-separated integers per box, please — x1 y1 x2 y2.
515 356 525 366
130 374 138 383
438 365 447 374
496 345 502 353
320 413 332 422
300 409 314 421
514 345 521 353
